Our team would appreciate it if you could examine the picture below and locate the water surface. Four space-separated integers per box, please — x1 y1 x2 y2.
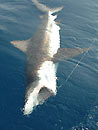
0 0 98 130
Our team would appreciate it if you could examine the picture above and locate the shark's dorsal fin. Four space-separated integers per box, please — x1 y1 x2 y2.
53 48 89 62
10 40 28 53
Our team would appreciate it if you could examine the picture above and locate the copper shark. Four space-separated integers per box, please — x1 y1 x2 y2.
10 0 89 115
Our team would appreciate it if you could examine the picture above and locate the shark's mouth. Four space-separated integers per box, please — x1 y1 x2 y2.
37 87 53 104
23 85 55 115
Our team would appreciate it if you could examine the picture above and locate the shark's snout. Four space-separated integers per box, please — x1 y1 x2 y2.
23 83 55 115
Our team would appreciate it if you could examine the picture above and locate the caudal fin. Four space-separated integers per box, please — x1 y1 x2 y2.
32 0 63 14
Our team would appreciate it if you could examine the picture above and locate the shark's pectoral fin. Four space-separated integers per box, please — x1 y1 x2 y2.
53 48 90 62
10 40 28 53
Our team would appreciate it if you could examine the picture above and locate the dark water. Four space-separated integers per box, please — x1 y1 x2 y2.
0 0 98 130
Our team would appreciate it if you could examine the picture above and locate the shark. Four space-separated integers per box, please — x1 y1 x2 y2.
10 0 89 115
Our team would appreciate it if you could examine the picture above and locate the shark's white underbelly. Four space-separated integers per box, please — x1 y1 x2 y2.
47 15 60 57
37 61 57 94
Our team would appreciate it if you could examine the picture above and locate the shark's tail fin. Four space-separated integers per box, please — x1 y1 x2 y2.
32 0 63 14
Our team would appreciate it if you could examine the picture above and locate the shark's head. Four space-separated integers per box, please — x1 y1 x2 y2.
23 61 57 115
23 80 56 115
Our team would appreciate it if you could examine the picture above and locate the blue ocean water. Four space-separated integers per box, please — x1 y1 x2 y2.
0 0 98 130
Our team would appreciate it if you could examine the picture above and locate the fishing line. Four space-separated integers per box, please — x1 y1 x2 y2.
65 47 90 83
65 42 94 83
57 43 93 91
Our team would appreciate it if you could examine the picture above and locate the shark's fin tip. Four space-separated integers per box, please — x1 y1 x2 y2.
10 40 28 53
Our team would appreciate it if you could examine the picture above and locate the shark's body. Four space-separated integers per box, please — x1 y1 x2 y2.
10 0 89 115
